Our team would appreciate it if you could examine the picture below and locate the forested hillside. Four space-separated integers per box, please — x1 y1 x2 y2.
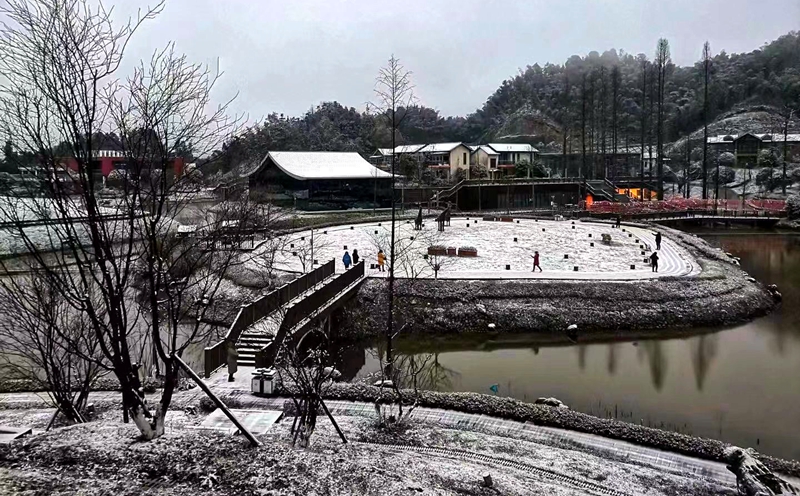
208 32 800 177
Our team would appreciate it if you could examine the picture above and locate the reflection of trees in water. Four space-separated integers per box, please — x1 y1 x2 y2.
689 334 718 391
607 343 618 375
715 235 800 350
577 345 587 371
394 353 461 391
642 340 667 391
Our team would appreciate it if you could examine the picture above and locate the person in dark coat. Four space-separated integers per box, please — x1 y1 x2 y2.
352 249 359 265
654 231 662 250
650 251 659 272
226 341 238 382
616 215 621 228
342 250 352 269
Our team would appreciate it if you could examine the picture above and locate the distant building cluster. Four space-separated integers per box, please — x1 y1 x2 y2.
369 142 538 180
706 133 800 168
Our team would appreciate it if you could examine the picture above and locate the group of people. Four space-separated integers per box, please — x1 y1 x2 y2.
342 249 385 272
650 231 662 272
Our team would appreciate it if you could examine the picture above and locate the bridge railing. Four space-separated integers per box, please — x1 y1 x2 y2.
203 259 335 377
254 261 366 369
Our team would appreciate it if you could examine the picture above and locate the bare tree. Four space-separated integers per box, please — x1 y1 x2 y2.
639 56 649 200
372 56 415 374
0 274 107 424
702 41 712 200
655 38 671 200
0 0 248 439
288 228 333 274
783 107 795 196
274 326 347 448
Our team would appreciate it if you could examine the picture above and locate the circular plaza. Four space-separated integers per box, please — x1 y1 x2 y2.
264 217 699 280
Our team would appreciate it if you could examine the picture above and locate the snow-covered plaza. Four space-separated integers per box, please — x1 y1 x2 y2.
258 217 700 280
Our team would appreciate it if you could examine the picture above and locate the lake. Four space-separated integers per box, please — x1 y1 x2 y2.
342 232 800 460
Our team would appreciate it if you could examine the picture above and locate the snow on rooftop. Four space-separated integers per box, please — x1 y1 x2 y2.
707 133 800 144
393 144 426 154
488 143 539 153
263 151 392 180
419 142 466 153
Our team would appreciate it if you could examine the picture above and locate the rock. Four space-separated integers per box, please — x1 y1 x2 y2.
475 303 488 314
723 446 798 495
747 277 757 283
535 397 569 409
488 323 496 329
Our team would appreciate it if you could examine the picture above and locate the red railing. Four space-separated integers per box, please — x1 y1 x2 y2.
203 259 335 377
587 198 786 216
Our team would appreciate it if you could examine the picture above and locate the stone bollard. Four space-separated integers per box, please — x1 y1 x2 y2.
313 259 318 265
564 254 569 259
375 230 378 234
466 223 470 227
588 233 592 238
573 266 579 271
292 251 297 256
482 473 493 488
572 225 576 229
505 264 511 270
474 220 478 224
542 228 546 232
629 233 632 238
350 226 354 230
343 245 347 250
590 242 594 247
290 243 295 248
630 264 635 269
514 237 518 242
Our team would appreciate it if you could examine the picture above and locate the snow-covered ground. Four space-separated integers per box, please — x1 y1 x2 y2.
252 218 698 281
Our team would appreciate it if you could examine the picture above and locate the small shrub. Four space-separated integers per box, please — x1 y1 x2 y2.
787 195 800 220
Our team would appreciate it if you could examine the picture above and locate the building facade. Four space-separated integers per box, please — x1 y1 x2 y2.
707 133 800 167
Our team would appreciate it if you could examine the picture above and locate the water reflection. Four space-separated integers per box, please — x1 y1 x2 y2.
345 233 800 460
690 335 718 391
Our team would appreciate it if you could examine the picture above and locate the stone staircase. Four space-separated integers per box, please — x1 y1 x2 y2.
236 332 273 367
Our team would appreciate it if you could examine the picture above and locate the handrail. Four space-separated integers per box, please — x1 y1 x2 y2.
203 259 336 377
433 179 465 200
255 261 366 369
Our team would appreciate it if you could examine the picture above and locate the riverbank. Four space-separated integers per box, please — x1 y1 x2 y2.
340 224 778 338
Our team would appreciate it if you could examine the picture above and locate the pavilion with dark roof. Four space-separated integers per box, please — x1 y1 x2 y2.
243 151 394 209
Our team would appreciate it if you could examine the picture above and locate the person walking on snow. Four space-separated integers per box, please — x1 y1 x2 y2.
531 251 542 272
352 249 360 265
226 340 238 382
650 251 659 272
654 231 662 251
342 250 352 270
377 249 386 272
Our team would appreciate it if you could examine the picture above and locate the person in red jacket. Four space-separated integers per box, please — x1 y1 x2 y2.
532 251 542 272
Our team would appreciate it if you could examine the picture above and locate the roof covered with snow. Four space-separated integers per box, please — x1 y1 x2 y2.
372 148 393 156
707 133 800 144
393 144 426 154
419 142 468 153
487 143 539 153
471 145 499 155
247 151 392 180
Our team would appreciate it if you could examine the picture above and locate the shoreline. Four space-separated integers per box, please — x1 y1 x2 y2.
339 223 779 339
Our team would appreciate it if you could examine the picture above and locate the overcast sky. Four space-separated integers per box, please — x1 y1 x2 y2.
118 0 799 119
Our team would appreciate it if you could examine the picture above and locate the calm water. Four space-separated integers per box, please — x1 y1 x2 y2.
345 232 800 460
